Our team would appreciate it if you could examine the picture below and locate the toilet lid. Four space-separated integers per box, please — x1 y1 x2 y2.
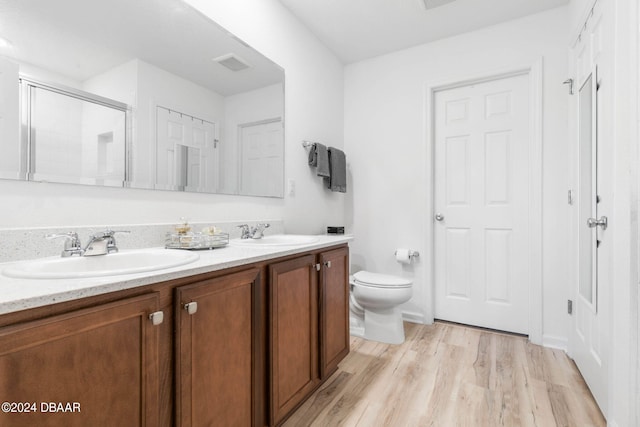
353 271 412 288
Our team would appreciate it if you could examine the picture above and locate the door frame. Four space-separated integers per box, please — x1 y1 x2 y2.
423 60 543 344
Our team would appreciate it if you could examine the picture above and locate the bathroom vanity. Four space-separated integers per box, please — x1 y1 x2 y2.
0 236 350 427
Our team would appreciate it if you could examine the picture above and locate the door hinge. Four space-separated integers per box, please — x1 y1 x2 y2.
567 299 573 315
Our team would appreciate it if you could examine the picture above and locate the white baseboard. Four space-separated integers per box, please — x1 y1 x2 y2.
542 334 568 352
402 311 427 325
399 314 569 352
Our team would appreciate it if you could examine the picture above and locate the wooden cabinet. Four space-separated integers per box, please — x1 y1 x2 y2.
319 246 350 378
0 243 349 427
175 268 261 427
0 293 161 427
269 247 350 426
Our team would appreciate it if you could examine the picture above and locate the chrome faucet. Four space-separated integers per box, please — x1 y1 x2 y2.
46 229 130 257
83 230 130 256
237 223 270 239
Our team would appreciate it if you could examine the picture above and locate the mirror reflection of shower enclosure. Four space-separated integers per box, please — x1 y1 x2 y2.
21 78 127 187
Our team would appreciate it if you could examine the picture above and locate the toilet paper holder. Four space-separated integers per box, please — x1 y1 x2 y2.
395 249 420 259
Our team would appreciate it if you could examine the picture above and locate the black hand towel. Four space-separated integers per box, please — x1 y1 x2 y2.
326 147 347 193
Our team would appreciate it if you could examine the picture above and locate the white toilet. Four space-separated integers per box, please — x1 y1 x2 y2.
349 271 413 345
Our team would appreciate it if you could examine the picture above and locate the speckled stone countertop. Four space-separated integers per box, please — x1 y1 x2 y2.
0 235 352 316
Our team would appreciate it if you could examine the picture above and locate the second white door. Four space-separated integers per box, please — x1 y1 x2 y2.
434 73 530 334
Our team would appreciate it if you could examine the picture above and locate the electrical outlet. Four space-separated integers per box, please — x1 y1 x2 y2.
288 179 295 197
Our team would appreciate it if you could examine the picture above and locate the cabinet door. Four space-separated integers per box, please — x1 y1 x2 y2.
175 268 261 427
269 255 319 426
319 246 350 378
0 293 161 427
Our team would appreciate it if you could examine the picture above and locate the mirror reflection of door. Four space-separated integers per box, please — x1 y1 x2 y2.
239 119 283 197
155 107 218 193
578 71 598 310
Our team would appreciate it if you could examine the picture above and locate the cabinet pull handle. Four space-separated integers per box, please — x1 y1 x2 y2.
313 263 321 271
324 261 332 268
149 311 164 326
184 302 198 315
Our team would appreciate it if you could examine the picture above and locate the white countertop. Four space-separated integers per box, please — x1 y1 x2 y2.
0 235 352 316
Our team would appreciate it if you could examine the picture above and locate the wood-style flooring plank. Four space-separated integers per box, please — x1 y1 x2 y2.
282 321 606 427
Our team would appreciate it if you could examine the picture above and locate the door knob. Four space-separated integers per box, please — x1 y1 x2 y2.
587 216 608 230
435 213 445 222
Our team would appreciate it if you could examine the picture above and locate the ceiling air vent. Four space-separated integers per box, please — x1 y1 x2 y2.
421 0 457 10
213 54 250 72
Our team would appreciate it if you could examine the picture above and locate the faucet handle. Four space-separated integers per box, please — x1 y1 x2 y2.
237 224 250 239
46 232 81 246
94 229 131 238
102 230 130 253
46 232 82 256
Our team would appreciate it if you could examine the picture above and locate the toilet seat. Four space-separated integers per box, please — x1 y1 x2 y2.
352 271 412 289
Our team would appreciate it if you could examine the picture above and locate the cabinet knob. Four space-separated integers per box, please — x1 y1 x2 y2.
184 302 198 315
324 261 332 268
313 263 321 271
148 311 164 326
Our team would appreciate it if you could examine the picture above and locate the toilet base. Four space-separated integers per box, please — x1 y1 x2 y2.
349 306 406 345
364 307 405 345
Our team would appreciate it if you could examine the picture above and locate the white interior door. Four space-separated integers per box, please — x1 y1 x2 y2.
156 107 217 192
434 73 530 334
239 119 283 197
568 2 610 416
572 66 609 416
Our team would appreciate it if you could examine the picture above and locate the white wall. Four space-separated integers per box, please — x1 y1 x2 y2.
0 0 345 234
344 7 570 342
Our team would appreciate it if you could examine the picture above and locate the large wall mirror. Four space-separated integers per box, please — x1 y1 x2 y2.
0 0 285 197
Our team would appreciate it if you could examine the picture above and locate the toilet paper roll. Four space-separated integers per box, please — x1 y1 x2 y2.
395 248 412 265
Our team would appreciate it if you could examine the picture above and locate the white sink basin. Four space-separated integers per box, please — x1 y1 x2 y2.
2 249 200 280
231 234 320 247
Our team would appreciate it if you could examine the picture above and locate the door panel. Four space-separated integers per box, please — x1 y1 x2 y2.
269 255 319 426
0 293 160 427
175 268 260 427
319 247 350 378
573 66 608 413
434 73 530 334
569 0 609 415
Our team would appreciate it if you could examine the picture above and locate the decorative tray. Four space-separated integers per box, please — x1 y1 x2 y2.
165 232 229 250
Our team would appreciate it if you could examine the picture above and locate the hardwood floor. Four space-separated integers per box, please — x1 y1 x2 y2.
282 321 605 427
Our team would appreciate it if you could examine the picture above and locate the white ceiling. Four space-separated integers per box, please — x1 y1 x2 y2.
0 0 283 96
277 0 569 64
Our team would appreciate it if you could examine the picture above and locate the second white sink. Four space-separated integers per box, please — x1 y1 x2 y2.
231 234 320 247
2 248 200 280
